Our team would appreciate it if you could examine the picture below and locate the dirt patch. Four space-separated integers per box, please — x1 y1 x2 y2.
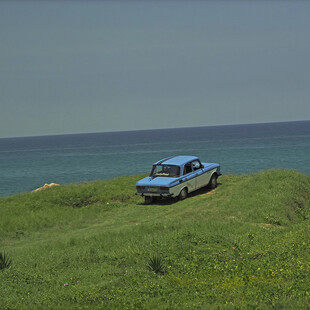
201 189 217 197
254 223 284 229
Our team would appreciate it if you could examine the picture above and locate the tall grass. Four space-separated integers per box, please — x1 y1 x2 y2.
0 170 309 309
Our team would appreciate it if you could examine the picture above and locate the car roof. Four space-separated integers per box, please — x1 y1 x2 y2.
154 156 199 166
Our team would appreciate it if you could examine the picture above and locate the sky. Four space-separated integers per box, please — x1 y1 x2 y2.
1 0 310 138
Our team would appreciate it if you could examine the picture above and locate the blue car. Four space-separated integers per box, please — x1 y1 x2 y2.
136 155 221 204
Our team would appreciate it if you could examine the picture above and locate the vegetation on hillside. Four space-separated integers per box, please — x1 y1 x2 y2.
0 170 309 309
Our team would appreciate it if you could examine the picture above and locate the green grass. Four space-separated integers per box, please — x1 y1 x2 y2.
0 170 309 309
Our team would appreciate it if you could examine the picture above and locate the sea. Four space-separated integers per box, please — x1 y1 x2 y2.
0 121 309 197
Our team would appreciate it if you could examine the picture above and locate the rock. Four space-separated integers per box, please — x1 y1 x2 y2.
32 183 60 192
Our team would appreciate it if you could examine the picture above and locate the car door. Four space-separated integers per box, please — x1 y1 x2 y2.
182 162 196 193
192 159 208 189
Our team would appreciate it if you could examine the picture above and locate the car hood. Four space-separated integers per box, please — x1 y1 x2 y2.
136 176 179 187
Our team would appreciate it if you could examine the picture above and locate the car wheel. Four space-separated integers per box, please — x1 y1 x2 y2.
179 188 188 200
144 196 154 205
209 174 218 189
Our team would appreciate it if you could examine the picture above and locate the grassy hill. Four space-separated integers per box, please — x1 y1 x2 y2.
0 170 309 309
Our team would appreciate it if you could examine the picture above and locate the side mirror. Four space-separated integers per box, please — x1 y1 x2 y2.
200 165 204 168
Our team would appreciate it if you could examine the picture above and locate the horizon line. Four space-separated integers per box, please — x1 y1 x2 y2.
1 119 309 140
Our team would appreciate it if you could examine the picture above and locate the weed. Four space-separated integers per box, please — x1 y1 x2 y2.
147 255 166 275
0 251 12 270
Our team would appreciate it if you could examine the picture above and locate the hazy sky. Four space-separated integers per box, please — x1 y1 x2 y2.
1 0 310 138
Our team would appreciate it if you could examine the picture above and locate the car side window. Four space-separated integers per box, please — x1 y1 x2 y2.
184 163 193 175
192 160 201 171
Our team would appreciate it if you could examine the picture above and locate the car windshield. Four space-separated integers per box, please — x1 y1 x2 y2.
150 164 180 178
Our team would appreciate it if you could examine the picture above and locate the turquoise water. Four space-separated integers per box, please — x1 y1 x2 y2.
0 121 309 197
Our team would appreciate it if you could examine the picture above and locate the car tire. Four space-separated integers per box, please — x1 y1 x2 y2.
179 188 188 200
209 174 218 189
144 196 154 205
